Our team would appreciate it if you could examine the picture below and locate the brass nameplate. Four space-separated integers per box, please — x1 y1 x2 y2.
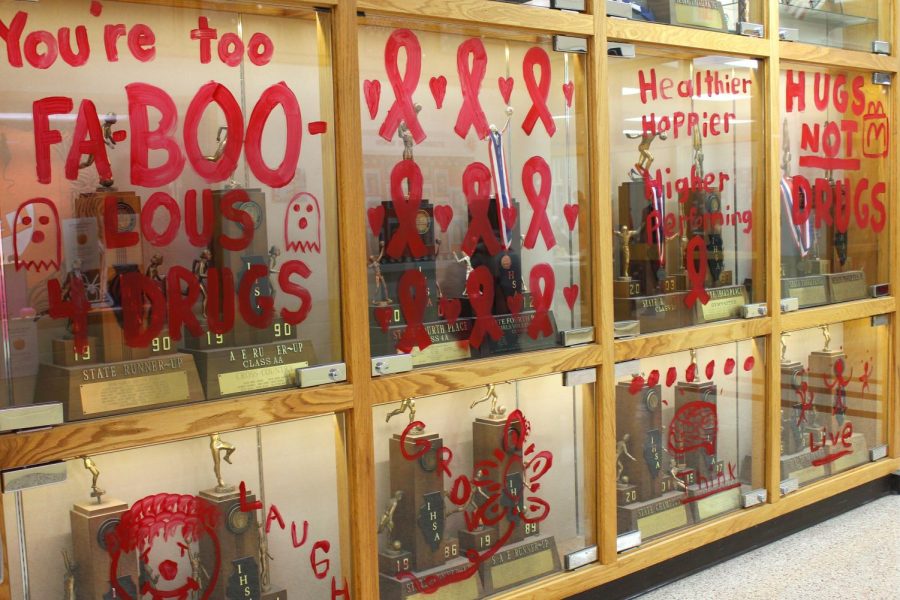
637 504 689 539
407 578 479 600
829 434 868 474
411 340 471 366
487 536 559 591
693 486 741 521
81 370 189 415
695 285 747 324
218 361 309 395
648 0 726 31
782 275 829 308
827 271 867 303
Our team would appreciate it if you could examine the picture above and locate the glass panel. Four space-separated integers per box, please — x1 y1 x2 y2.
373 375 593 597
613 1 764 36
0 1 342 421
609 49 763 336
359 21 591 368
780 65 889 309
779 1 889 52
780 318 888 488
2 416 348 598
615 339 765 544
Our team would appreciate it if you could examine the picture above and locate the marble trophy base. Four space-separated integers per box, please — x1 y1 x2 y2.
199 487 260 600
71 498 138 600
684 479 742 523
379 554 484 600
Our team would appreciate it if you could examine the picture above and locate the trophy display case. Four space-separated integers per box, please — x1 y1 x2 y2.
0 0 342 422
778 1 889 53
359 21 592 368
0 416 348 599
779 64 889 310
779 318 889 489
372 375 594 598
608 49 763 336
615 339 765 544
611 0 763 36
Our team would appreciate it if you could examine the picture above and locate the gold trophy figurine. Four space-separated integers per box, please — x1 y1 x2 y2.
626 131 668 180
189 550 209 600
452 251 474 297
470 383 507 419
398 105 422 161
614 226 639 279
369 240 391 305
616 434 636 483
209 433 237 493
63 550 77 600
193 248 212 316
377 490 405 551
385 398 422 434
820 324 831 352
81 456 105 504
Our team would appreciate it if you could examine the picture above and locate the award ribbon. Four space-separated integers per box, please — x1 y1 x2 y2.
467 265 502 349
386 159 428 259
454 38 490 140
781 176 812 257
650 181 666 266
683 235 710 308
522 156 556 250
527 263 555 340
461 162 502 256
488 129 513 248
521 47 556 137
396 268 432 354
379 29 426 144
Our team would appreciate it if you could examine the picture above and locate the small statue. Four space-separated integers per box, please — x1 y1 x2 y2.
385 398 422 434
203 126 229 162
616 434 636 483
626 131 667 179
669 459 687 491
193 248 212 316
61 259 89 303
398 105 422 161
145 254 164 283
377 490 405 551
209 433 236 493
781 333 790 363
82 456 105 504
268 245 281 300
452 251 474 297
614 226 638 279
62 550 77 600
369 240 391 305
470 383 506 419
820 324 831 352
257 524 274 592
189 551 209 600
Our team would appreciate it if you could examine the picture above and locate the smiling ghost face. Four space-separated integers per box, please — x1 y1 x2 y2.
13 197 61 272
284 192 321 254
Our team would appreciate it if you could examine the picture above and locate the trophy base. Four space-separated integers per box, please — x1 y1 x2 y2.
781 274 830 308
262 588 288 600
184 338 316 398
614 277 642 298
684 479 742 523
199 489 260 600
825 270 867 303
71 497 138 600
614 291 692 334
378 557 484 600
459 526 500 556
617 491 692 542
52 336 102 366
780 445 832 486
36 352 204 420
808 349 847 435
693 284 747 324
826 433 869 475
799 258 831 276
477 534 561 595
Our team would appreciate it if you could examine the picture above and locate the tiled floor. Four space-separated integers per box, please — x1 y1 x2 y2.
637 495 900 600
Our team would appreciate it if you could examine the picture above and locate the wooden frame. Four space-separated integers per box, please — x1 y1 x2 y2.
0 1 898 599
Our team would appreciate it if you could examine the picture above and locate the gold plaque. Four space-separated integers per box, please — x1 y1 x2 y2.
411 341 471 366
693 486 741 521
695 285 747 324
80 371 190 415
783 275 829 308
407 579 480 600
217 361 309 395
827 271 867 303
490 545 556 590
637 504 689 539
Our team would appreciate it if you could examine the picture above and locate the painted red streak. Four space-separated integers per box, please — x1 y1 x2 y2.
308 121 327 135
812 449 852 467
798 156 860 171
680 481 740 505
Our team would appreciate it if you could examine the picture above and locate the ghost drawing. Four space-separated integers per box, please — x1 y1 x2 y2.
13 198 61 272
285 192 322 254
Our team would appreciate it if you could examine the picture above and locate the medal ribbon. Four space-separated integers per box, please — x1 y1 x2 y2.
526 263 555 340
461 162 501 256
379 29 426 144
650 182 666 266
488 130 513 248
683 235 710 308
386 159 428 259
780 176 812 257
454 38 490 140
467 265 501 349
396 268 432 354
522 156 556 250
521 47 555 137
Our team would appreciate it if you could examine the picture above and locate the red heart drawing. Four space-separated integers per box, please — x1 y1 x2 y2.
507 293 524 316
363 79 381 119
429 75 447 109
439 297 461 325
374 307 392 332
434 204 454 232
367 205 385 237
562 81 574 108
563 284 579 310
498 76 514 105
501 206 517 230
564 204 579 231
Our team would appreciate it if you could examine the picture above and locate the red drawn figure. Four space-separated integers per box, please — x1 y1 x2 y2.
795 379 815 428
13 198 61 272
466 265 501 349
860 360 872 396
667 401 718 457
521 47 555 137
106 493 221 600
863 101 889 158
395 268 432 354
284 192 321 253
454 38 490 140
521 156 556 250
460 162 502 256
683 235 710 308
823 358 852 422
386 160 428 259
379 29 425 144
439 297 461 325
527 263 555 340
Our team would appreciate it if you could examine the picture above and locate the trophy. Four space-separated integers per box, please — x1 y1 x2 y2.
822 169 867 303
646 0 727 31
616 375 690 540
69 456 138 599
779 334 805 456
614 132 691 333
378 399 475 600
461 385 560 594
181 128 315 399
